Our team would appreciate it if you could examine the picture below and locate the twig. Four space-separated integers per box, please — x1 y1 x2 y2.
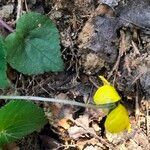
132 40 140 55
108 30 126 79
16 0 23 21
0 95 116 109
108 54 121 80
0 95 96 108
120 17 150 31
124 56 131 75
0 18 14 32
89 76 99 88
131 72 144 85
24 0 29 12
70 117 115 149
135 83 140 122
146 99 149 137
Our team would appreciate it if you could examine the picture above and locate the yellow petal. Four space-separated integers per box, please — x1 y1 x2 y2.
93 76 121 105
99 76 110 85
94 85 121 105
105 104 130 133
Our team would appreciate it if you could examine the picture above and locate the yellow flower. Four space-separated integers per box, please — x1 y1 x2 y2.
94 76 121 105
105 104 130 133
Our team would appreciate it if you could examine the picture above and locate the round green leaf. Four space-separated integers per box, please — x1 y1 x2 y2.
5 12 64 75
0 100 47 145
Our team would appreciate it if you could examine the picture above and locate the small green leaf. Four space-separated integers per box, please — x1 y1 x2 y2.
5 12 64 75
0 100 47 145
0 36 9 88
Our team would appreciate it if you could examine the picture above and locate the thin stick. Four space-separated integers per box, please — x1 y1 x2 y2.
132 40 140 55
120 17 150 31
69 117 115 149
135 83 140 122
0 18 14 32
0 95 97 109
24 0 29 12
16 0 22 21
146 99 149 137
89 76 99 88
131 72 143 85
107 30 126 79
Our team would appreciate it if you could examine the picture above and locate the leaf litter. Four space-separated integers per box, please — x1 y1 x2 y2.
0 0 150 149
79 0 150 96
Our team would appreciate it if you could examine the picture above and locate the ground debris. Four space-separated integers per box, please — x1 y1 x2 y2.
1 0 149 149
78 4 119 64
115 0 150 29
0 4 14 18
79 0 150 66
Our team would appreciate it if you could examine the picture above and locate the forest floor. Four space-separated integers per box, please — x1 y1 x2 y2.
0 0 149 149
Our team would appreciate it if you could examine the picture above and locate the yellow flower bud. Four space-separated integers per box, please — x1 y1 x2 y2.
105 104 130 133
93 76 121 105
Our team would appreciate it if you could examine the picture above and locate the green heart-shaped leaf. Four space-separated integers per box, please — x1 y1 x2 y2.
5 12 64 75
